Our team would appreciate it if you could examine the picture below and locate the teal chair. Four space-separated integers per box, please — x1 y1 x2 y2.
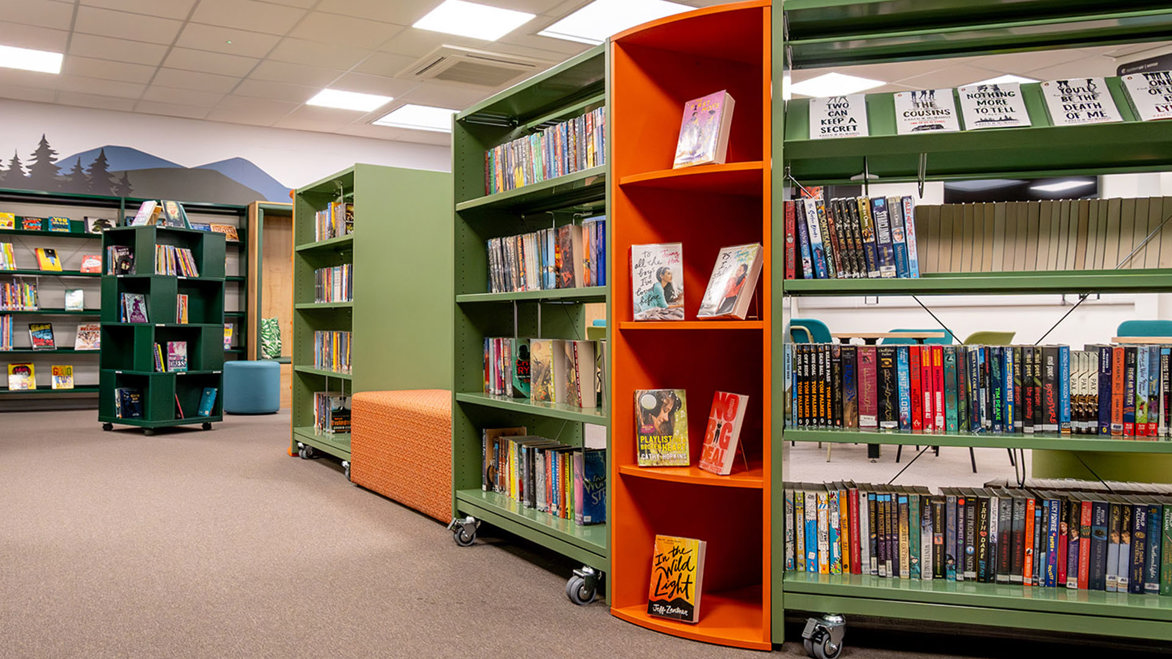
1117 320 1172 338
879 328 956 345
789 318 832 343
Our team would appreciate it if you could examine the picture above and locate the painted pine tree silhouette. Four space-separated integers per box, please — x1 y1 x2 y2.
85 148 115 195
112 170 133 197
61 156 85 187
26 134 60 190
5 151 27 185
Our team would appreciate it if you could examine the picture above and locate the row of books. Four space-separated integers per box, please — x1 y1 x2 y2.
152 341 188 372
312 392 350 435
0 213 86 233
783 479 1172 596
154 245 200 277
635 389 750 477
114 387 143 417
107 246 134 275
314 201 353 242
0 243 13 269
6 363 74 390
480 427 606 526
486 217 605 294
1 246 73 272
917 197 1172 274
312 330 351 374
0 321 100 351
0 280 38 310
314 264 352 303
784 342 1172 438
483 337 603 409
784 196 921 280
483 106 606 195
631 243 765 321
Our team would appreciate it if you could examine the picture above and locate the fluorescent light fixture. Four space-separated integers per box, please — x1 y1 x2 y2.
968 74 1037 86
413 0 534 41
374 104 459 132
0 44 62 74
306 88 392 112
1031 179 1095 193
789 72 884 98
782 72 792 101
537 0 690 45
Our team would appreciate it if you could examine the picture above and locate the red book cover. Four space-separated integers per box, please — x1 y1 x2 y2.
849 486 862 574
921 344 934 432
1023 497 1036 586
698 391 748 476
1111 346 1125 436
1077 500 1092 590
932 345 945 434
784 200 796 280
909 345 923 433
859 346 878 429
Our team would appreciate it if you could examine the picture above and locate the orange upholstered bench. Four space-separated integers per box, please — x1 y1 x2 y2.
350 390 452 523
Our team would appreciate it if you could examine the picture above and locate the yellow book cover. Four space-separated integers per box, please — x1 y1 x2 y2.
647 535 707 623
51 365 73 390
7 363 35 390
0 212 14 230
635 389 689 466
35 247 62 271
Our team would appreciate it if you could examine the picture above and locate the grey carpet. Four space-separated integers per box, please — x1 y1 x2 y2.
0 411 1164 657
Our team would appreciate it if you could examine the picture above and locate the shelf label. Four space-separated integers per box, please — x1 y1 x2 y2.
808 94 869 139
957 83 1031 129
1040 78 1122 126
893 89 961 135
1122 70 1172 122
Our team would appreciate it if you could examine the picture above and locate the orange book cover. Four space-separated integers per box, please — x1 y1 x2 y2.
698 391 748 475
647 535 706 623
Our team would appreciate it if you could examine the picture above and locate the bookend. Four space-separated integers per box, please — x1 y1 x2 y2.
801 614 845 659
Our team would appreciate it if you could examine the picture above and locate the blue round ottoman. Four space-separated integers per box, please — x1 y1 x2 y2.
223 360 281 414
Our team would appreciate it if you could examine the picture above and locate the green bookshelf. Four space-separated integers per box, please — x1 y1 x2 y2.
451 44 609 602
773 1 1172 647
291 164 451 468
97 225 225 434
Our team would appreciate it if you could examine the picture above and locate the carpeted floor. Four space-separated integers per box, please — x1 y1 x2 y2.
0 411 1167 657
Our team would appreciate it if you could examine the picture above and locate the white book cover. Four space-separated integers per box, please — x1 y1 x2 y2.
808 94 869 139
1040 78 1122 126
631 243 684 321
893 89 961 135
956 83 1031 129
697 243 764 320
64 289 84 311
1122 70 1172 121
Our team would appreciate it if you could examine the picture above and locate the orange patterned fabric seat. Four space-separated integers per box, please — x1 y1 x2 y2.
351 390 451 523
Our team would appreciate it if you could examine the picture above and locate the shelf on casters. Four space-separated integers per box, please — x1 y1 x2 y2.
292 426 351 456
782 573 1172 622
455 166 606 214
295 234 354 253
456 287 607 304
455 489 607 555
619 320 763 330
619 161 763 195
618 463 764 489
782 269 1172 296
0 386 98 394
293 366 352 379
0 308 99 315
455 392 608 425
611 585 768 651
784 428 1172 453
100 415 221 428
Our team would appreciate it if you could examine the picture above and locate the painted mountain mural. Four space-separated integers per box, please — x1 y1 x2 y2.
0 135 293 205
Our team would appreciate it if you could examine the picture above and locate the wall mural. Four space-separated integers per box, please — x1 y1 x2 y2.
0 134 293 205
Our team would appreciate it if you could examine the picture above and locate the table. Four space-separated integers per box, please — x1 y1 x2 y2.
832 331 947 345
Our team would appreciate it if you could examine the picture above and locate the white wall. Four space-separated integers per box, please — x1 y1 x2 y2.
0 99 450 191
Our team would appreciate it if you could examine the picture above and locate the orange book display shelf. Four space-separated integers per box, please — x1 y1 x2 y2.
609 1 773 651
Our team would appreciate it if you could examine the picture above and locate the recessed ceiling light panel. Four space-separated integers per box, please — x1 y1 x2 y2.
0 44 62 74
374 104 460 132
969 74 1038 86
537 0 691 45
306 89 392 112
1031 179 1094 193
414 0 535 41
789 72 884 98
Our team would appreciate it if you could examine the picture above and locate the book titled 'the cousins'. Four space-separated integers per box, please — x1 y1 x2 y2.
648 535 707 623
635 389 689 467
672 90 735 169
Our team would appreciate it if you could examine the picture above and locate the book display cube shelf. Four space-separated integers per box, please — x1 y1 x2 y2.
451 46 610 592
292 165 451 468
610 2 772 650
98 225 225 434
775 0 1172 645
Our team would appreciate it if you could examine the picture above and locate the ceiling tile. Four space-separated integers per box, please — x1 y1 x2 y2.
151 68 241 94
63 57 157 84
190 0 308 36
378 28 476 58
140 85 224 107
164 48 260 77
55 90 138 112
0 84 57 104
134 99 212 119
323 72 417 98
174 23 282 59
74 6 183 45
0 0 74 30
267 37 372 69
288 12 403 50
895 63 1006 90
313 0 423 24
248 60 343 86
56 75 147 99
233 78 318 103
0 68 62 90
255 0 317 7
1028 58 1120 82
273 105 360 132
80 0 197 20
68 34 170 66
0 21 70 52
205 94 300 125
352 52 416 77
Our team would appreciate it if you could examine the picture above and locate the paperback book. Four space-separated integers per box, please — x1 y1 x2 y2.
64 289 84 311
956 83 1031 129
84 216 114 233
7 363 34 390
697 391 749 476
696 243 764 320
647 535 707 623
893 89 961 134
1040 78 1122 126
74 323 100 350
635 389 689 467
115 387 144 418
28 322 55 350
631 243 684 321
808 94 869 139
672 90 735 168
167 341 188 372
1122 70 1172 122
197 387 218 417
50 365 73 390
121 293 148 323
49 217 70 232
35 247 62 271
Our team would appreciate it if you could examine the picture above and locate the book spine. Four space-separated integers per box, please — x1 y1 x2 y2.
1034 500 1045 587
785 200 796 280
877 494 889 577
832 344 844 428
1111 346 1125 436
805 198 829 279
1023 497 1036 585
1046 498 1060 587
902 494 914 579
996 495 1013 583
888 195 910 278
924 344 937 432
958 347 971 432
1004 348 1015 434
1107 501 1121 592
818 491 830 574
795 490 806 572
859 346 878 429
828 490 842 574
932 497 945 580
840 487 850 574
945 494 958 581
903 196 921 278
1138 345 1149 438
871 197 898 278
1118 503 1132 592
842 346 858 428
1066 498 1081 589
897 346 912 432
991 346 1004 433
868 492 878 575
850 488 862 574
964 494 978 581
857 197 880 278
944 346 959 432
1011 497 1026 583
1090 500 1109 591
1099 345 1113 435
1162 349 1171 439
1162 504 1172 596
785 489 795 570
1130 504 1148 594
1042 346 1059 433
877 346 899 430
910 346 923 433
933 346 945 433
1078 500 1092 590
805 491 818 573
1059 345 1071 434
1145 504 1162 593
1124 346 1138 438
1149 346 1160 437
795 200 815 279
914 494 926 580
976 495 991 582
820 199 844 279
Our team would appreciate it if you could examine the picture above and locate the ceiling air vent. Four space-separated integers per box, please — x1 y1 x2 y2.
401 45 548 87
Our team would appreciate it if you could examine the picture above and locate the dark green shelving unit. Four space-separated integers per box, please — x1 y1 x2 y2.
773 1 1172 645
98 225 225 434
451 44 610 591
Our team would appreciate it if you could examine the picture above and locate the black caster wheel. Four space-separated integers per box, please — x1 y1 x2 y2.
342 460 351 481
565 575 596 605
801 615 845 659
453 527 476 547
143 428 155 437
201 422 212 430
448 516 479 547
102 423 113 431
